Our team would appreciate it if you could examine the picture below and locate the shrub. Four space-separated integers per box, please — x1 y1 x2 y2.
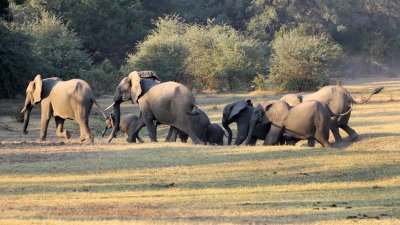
82 60 120 95
252 73 266 91
123 17 269 91
11 5 93 80
0 21 35 98
269 26 343 91
121 16 189 83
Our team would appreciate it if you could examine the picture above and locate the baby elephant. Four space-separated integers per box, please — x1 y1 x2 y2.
206 123 225 145
102 113 143 143
245 100 349 147
167 123 225 145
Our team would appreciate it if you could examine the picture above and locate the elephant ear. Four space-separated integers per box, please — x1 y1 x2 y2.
228 100 250 120
32 74 42 104
265 101 289 124
128 71 142 103
138 71 160 83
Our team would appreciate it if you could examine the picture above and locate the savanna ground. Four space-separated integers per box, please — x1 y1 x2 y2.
0 78 400 225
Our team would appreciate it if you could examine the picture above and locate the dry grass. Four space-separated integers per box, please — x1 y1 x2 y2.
0 78 399 224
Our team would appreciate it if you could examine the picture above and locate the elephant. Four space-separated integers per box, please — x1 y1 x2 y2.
164 108 210 144
101 113 144 143
107 71 205 144
21 75 106 142
279 85 384 142
168 123 225 145
244 100 351 147
222 100 270 145
205 123 225 145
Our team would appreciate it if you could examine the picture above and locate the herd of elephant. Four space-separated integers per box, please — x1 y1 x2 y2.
21 71 384 147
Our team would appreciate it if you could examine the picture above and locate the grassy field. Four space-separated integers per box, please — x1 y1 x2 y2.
0 78 399 224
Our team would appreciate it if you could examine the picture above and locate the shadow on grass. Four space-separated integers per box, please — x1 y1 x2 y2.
333 132 400 149
1 144 399 195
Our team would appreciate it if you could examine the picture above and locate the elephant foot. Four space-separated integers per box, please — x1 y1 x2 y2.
39 136 46 141
333 137 343 143
23 131 28 135
193 141 205 145
126 137 135 143
349 134 358 142
64 130 71 139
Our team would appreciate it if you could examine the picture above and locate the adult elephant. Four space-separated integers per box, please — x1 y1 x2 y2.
244 100 350 147
222 100 270 145
107 71 204 144
279 85 383 142
21 75 106 142
105 71 160 142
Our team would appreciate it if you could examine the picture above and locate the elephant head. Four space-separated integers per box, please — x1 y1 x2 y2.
261 100 290 126
222 100 252 145
244 100 290 145
279 94 302 107
101 113 115 138
21 75 42 134
21 75 61 135
106 71 159 142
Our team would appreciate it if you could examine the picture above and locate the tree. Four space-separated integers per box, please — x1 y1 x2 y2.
123 17 268 91
19 10 92 80
269 26 343 91
0 21 34 98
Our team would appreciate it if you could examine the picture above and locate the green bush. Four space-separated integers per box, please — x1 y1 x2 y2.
121 16 189 83
0 21 34 98
83 60 120 96
252 73 266 91
22 10 92 80
123 17 269 91
269 26 343 92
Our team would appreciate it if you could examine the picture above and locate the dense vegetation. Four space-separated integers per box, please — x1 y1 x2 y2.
1 0 399 97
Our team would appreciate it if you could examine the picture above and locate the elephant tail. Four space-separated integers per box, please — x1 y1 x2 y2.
330 104 352 117
92 99 107 119
347 86 384 104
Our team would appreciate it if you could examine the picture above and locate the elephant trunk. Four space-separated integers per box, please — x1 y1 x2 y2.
22 106 32 135
222 118 233 145
107 101 121 142
244 112 259 145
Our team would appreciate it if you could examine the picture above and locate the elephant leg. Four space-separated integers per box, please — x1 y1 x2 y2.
314 133 332 148
79 117 93 143
55 116 70 139
330 122 343 142
340 124 358 141
235 123 249 145
179 118 204 144
144 119 157 142
39 102 52 141
178 131 188 143
263 126 282 146
127 118 145 143
165 126 178 142
249 137 257 146
307 138 315 147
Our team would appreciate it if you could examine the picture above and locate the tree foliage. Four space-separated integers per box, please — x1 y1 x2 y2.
124 17 269 91
269 26 343 91
1 0 400 97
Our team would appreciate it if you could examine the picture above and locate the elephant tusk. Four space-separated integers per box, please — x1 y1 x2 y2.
21 106 27 114
105 102 115 111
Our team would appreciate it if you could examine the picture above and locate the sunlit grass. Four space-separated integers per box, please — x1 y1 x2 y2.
0 78 399 224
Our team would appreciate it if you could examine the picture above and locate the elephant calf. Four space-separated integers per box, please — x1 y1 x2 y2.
102 113 143 143
167 123 225 145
